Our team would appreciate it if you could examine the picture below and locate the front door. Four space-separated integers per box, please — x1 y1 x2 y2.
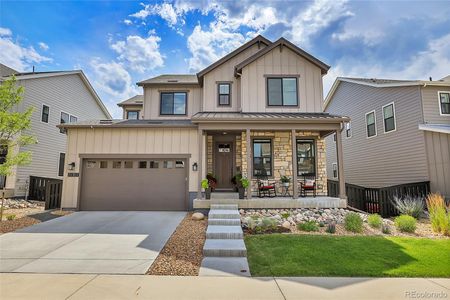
214 142 234 189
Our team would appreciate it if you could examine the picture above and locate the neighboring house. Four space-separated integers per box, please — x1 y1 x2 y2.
0 64 111 197
60 35 349 211
117 95 143 119
324 76 450 199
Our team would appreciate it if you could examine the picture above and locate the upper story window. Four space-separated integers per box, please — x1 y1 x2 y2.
253 139 272 177
218 83 231 106
160 92 187 115
267 77 298 106
382 102 396 133
439 92 450 115
365 110 377 138
127 110 139 120
345 122 352 138
60 112 77 133
41 104 50 123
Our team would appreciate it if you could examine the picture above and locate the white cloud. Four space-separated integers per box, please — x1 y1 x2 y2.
0 28 51 71
130 2 183 27
123 19 132 25
38 42 49 50
110 33 164 73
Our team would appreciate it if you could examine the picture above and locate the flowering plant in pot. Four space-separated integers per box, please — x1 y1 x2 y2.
280 176 291 187
201 179 211 199
239 177 250 199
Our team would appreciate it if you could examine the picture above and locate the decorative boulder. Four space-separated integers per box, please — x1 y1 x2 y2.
282 221 291 229
191 212 205 220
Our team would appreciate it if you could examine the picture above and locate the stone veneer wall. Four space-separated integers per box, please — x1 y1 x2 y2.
207 135 213 174
241 131 327 196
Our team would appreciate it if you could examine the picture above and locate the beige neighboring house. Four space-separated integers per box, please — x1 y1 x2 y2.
0 64 111 197
117 95 143 119
324 76 450 199
59 35 350 211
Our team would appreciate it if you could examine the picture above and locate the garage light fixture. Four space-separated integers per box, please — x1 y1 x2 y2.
192 162 198 171
68 162 76 171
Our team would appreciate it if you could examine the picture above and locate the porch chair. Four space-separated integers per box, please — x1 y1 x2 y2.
256 169 277 198
300 175 316 197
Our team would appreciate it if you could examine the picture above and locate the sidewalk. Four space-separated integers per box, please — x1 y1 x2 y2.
1 273 448 300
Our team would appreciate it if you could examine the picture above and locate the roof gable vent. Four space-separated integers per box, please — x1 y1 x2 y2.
99 119 113 124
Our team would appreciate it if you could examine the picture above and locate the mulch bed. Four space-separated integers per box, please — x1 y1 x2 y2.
147 213 207 276
0 210 73 234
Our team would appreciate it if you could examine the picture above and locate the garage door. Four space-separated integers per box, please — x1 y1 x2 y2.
80 158 187 211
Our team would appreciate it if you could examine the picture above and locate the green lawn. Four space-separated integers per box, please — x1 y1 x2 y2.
245 234 450 277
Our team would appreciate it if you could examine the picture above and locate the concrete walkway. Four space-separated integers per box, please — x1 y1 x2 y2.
1 274 448 299
0 211 186 274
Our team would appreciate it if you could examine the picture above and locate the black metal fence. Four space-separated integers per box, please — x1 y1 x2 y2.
327 180 430 217
29 176 63 209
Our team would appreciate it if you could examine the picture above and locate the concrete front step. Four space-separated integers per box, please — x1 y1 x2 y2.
208 209 241 220
203 239 247 257
211 193 239 199
199 257 251 276
206 225 243 239
210 199 240 205
210 204 238 210
208 218 241 226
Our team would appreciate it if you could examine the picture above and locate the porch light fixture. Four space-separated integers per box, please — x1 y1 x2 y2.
192 162 198 171
68 162 76 171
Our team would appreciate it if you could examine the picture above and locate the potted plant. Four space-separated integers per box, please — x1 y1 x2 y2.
206 173 217 192
201 179 211 199
231 173 242 192
239 177 250 199
280 176 291 187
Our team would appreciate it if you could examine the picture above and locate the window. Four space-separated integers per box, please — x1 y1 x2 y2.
439 92 450 115
297 140 316 176
138 161 147 168
149 161 159 169
163 160 174 168
160 92 187 115
127 111 139 120
41 105 49 123
70 115 78 123
345 122 352 138
60 112 69 133
333 133 336 143
124 161 133 168
58 153 65 176
382 103 396 133
112 161 122 168
99 161 108 168
218 83 231 106
175 160 185 168
267 77 298 106
332 163 338 178
253 139 272 177
365 111 377 138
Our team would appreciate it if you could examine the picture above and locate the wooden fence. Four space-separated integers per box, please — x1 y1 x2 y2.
29 176 63 209
327 180 430 217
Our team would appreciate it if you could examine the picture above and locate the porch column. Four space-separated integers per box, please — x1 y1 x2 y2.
246 128 252 199
291 129 298 199
335 129 347 199
197 128 203 199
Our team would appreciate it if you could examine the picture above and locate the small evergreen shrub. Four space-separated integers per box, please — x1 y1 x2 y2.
392 195 424 219
281 213 291 219
319 221 325 227
326 222 336 234
382 224 391 234
344 212 363 233
297 221 319 232
6 214 16 221
395 215 417 233
368 214 383 229
261 217 278 231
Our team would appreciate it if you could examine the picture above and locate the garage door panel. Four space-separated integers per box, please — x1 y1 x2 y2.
80 159 187 211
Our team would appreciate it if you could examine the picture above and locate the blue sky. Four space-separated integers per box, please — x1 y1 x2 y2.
1 0 450 118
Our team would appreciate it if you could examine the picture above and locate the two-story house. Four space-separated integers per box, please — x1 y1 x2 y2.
59 36 349 211
324 76 450 200
0 64 111 198
117 95 143 119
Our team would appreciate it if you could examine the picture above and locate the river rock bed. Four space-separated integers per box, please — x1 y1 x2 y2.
0 199 44 209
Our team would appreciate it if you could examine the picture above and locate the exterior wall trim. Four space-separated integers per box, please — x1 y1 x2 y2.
40 103 50 124
365 110 377 139
438 91 450 116
381 101 397 134
159 91 188 116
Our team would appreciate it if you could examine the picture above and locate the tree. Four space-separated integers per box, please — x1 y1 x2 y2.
0 76 36 220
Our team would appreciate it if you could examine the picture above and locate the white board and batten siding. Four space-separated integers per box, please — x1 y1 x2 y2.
62 127 203 208
9 74 109 196
325 82 429 188
240 47 324 113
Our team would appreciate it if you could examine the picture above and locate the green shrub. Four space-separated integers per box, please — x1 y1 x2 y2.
344 212 363 233
395 215 417 233
261 217 278 231
392 195 424 219
382 224 391 234
326 222 336 234
6 214 16 221
297 221 319 232
368 214 383 229
281 213 291 219
319 221 325 227
426 193 450 236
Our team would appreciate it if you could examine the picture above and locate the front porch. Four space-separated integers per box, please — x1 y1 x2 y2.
191 112 349 209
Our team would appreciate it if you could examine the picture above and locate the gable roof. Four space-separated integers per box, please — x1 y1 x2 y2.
3 70 111 118
0 63 18 77
196 35 272 85
234 37 330 75
137 74 198 86
324 76 450 111
117 95 143 107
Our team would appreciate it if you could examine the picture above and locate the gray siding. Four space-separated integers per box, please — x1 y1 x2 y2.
424 131 450 200
421 86 450 124
325 81 429 188
10 74 109 196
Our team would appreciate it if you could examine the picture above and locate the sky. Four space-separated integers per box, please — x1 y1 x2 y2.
1 0 450 118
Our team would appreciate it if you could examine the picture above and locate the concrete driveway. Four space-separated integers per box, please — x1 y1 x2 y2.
0 211 186 274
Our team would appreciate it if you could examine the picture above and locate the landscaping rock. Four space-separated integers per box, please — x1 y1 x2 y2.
192 212 205 220
282 221 291 229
